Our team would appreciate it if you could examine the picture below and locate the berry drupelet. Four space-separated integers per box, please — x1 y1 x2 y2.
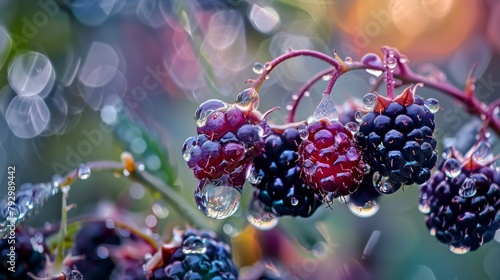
182 89 267 188
355 87 438 190
147 228 238 280
298 118 366 201
419 146 500 253
0 228 47 280
250 128 321 217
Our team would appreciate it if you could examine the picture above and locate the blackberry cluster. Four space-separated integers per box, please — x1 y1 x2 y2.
251 128 321 217
419 151 500 252
183 94 266 187
71 221 153 280
148 229 238 280
298 119 366 200
0 229 47 280
355 89 437 186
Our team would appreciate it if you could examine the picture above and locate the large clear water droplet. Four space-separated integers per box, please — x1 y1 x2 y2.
373 173 400 194
247 168 264 185
298 124 309 140
236 88 260 109
348 200 379 218
182 235 207 254
247 196 278 230
472 141 494 165
354 110 365 123
362 93 377 110
182 136 197 162
194 180 241 219
443 158 461 179
344 122 359 134
459 178 477 198
77 163 91 180
194 99 228 127
424 98 440 113
449 244 470 254
253 62 265 74
312 94 338 122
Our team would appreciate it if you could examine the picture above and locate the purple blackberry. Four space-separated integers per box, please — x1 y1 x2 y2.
355 87 438 190
147 228 238 280
250 128 321 217
419 147 500 253
0 228 47 280
182 91 267 188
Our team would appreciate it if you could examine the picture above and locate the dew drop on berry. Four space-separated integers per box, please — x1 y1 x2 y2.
354 110 365 123
429 228 436 236
182 136 197 162
290 196 299 206
77 163 91 180
298 124 309 140
424 98 440 113
418 200 430 214
345 122 359 134
182 235 207 254
312 94 338 122
247 196 278 230
348 200 379 218
344 56 353 64
236 88 260 109
448 244 470 254
443 158 461 179
253 62 265 74
362 93 377 110
247 167 264 185
373 173 400 194
472 141 494 165
194 180 241 219
69 270 83 280
194 99 228 127
459 178 477 198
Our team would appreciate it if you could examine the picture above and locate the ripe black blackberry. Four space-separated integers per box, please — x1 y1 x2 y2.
0 228 47 280
147 228 238 280
355 87 438 188
250 128 321 217
419 147 500 252
182 90 267 188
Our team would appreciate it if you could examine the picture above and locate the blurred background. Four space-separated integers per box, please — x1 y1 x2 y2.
1 0 500 279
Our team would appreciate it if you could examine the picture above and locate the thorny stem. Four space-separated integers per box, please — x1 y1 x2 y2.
53 189 68 274
58 161 211 231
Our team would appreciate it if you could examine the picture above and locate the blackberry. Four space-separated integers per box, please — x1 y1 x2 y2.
419 147 500 253
147 228 238 280
0 228 47 280
71 221 154 280
183 91 267 187
250 128 321 217
298 119 366 200
355 87 438 189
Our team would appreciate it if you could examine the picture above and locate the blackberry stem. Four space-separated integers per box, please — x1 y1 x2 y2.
382 47 396 99
324 68 340 96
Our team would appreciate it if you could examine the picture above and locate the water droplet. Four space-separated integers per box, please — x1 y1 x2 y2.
313 94 338 122
194 180 241 219
430 228 436 236
322 74 331 81
344 122 359 134
77 163 91 180
443 158 461 179
448 244 470 254
291 196 299 206
152 201 169 219
386 55 397 69
399 56 408 64
247 196 278 230
298 124 309 140
472 141 494 164
223 223 240 237
236 88 260 109
348 200 379 217
373 173 401 194
182 136 197 162
344 56 353 64
194 99 228 127
459 178 476 198
253 62 265 74
354 110 365 122
362 93 377 110
247 168 264 185
418 202 430 214
61 185 71 194
69 270 83 280
424 98 440 113
182 235 207 254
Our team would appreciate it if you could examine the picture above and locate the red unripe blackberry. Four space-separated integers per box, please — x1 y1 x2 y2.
355 87 438 190
183 92 267 188
146 228 238 280
298 119 366 200
419 146 500 253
